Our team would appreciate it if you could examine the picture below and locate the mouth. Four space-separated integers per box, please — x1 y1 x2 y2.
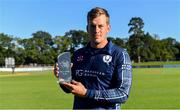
94 34 101 38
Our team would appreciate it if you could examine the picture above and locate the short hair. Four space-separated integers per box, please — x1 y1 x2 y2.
87 7 110 24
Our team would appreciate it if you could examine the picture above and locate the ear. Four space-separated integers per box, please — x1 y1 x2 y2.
86 25 89 32
107 24 111 32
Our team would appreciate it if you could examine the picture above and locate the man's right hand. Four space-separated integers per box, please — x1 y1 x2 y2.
53 63 59 78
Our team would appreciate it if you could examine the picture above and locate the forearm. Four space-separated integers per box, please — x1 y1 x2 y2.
85 74 131 104
85 87 128 104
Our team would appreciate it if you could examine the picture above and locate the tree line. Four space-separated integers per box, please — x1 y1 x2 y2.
0 17 180 66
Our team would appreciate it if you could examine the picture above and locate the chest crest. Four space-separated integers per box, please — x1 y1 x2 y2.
103 55 112 65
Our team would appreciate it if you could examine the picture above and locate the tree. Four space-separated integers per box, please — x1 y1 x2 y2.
32 31 53 52
128 17 144 36
0 33 16 66
53 35 72 59
31 31 55 64
109 37 127 48
16 31 56 65
161 37 179 61
142 32 156 61
64 30 88 53
127 17 145 62
175 42 180 60
17 38 39 64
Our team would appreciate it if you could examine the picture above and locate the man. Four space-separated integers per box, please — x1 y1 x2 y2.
54 7 132 109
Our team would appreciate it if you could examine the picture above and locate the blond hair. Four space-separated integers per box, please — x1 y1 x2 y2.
87 7 110 24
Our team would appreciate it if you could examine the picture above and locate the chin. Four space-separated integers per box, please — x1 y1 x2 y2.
93 39 102 44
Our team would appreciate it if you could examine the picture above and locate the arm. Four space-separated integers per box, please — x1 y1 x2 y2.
85 50 132 104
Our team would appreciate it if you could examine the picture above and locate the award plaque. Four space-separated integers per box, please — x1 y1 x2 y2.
57 52 72 83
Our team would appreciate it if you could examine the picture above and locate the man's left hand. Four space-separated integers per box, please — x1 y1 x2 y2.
62 80 87 97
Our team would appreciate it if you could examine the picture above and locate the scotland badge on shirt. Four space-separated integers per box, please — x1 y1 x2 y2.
103 55 112 65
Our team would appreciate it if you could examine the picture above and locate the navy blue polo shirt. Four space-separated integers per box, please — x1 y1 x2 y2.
68 41 132 109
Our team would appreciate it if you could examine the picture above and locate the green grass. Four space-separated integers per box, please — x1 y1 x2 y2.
122 68 180 109
0 69 180 109
133 61 180 66
0 71 73 109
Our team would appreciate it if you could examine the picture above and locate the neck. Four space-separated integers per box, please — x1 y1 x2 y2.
90 39 108 49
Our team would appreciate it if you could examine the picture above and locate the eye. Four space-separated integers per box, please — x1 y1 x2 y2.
90 24 95 28
98 25 104 28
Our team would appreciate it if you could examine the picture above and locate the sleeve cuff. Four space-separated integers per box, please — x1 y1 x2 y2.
85 89 95 99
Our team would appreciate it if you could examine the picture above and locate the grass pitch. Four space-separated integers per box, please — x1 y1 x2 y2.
0 71 73 109
122 68 180 109
0 68 180 109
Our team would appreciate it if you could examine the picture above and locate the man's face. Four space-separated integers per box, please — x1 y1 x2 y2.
87 14 110 44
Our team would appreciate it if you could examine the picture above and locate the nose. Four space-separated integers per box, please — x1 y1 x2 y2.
95 26 100 33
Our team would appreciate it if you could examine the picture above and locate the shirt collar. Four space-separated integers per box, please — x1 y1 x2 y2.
85 40 113 55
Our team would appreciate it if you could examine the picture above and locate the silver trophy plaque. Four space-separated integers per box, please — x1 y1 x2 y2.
57 52 72 83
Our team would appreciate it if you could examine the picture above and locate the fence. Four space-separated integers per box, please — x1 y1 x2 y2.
0 67 53 72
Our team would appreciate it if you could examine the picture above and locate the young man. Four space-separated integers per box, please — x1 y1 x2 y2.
54 7 132 109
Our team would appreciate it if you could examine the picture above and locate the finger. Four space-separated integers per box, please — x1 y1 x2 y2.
62 82 73 88
71 90 76 94
60 82 73 90
62 82 74 90
71 80 79 85
56 69 59 77
53 63 59 78
71 63 73 68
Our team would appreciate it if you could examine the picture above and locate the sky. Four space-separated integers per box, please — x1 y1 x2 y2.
0 0 180 41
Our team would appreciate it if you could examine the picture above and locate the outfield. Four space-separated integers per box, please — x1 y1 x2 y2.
0 68 180 109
